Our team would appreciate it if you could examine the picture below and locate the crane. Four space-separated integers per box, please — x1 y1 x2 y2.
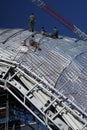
30 0 87 40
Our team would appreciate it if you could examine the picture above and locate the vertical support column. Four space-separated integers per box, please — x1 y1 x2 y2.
5 91 9 130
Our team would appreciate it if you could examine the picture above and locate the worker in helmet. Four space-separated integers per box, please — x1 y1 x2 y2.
29 35 41 51
51 27 58 38
29 13 35 32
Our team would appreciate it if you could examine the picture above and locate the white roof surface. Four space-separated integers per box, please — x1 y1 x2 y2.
0 28 87 113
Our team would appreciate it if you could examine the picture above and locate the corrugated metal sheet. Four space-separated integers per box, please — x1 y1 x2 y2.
0 29 87 113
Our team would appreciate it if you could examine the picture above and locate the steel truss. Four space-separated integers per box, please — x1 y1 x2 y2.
0 58 87 130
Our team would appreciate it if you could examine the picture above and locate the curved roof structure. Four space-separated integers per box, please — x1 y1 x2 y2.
0 28 87 129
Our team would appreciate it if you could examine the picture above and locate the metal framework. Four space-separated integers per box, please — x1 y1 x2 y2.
0 59 87 130
30 0 87 40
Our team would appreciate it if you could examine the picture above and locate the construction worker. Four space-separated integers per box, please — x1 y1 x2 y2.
41 27 50 37
41 27 47 35
51 27 58 38
29 13 35 32
29 35 41 51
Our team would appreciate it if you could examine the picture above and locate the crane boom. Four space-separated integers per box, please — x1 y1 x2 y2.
30 0 87 40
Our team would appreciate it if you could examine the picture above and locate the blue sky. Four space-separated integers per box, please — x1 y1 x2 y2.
0 0 87 38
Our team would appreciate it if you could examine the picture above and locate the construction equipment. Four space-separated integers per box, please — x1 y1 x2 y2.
30 0 87 40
